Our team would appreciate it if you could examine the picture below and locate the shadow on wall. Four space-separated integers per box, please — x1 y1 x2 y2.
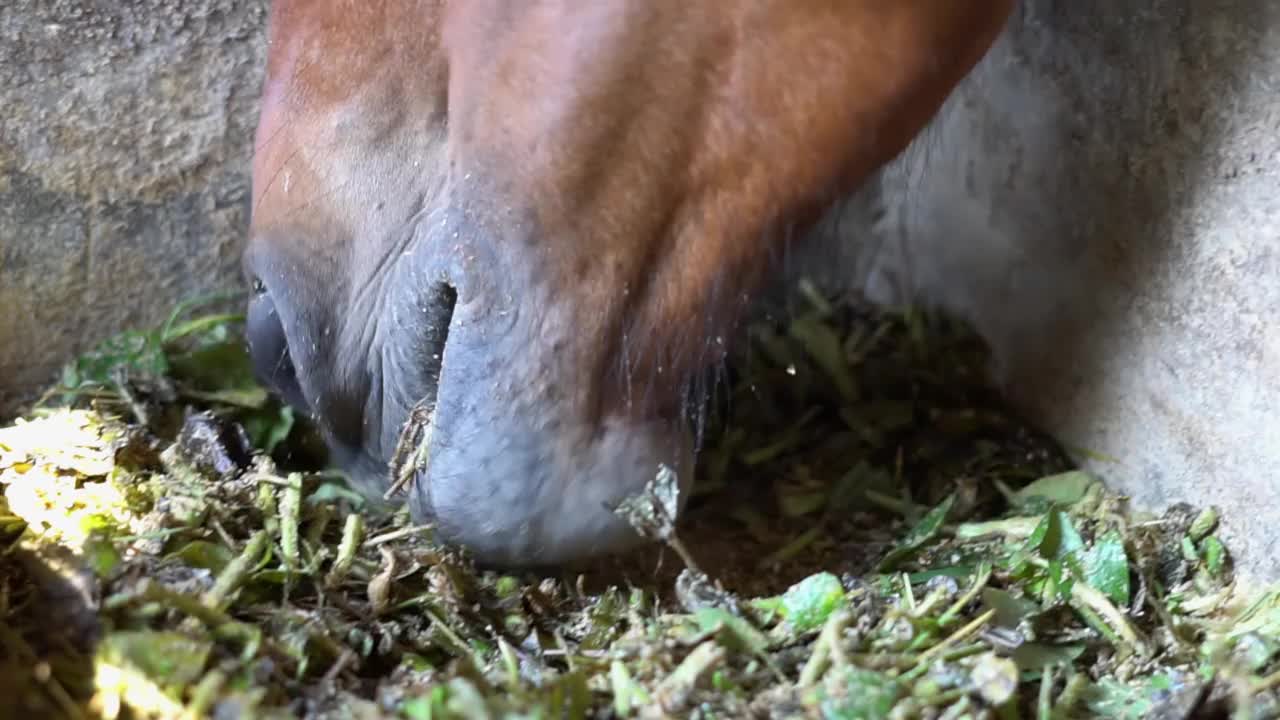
794 0 1280 577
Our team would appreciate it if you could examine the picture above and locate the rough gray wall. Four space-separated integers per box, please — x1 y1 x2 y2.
805 0 1280 581
0 0 267 412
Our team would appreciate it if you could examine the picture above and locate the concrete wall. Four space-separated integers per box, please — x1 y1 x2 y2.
3 0 1279 580
0 0 267 412
806 0 1280 581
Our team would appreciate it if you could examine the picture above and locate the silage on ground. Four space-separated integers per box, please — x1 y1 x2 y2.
0 285 1277 720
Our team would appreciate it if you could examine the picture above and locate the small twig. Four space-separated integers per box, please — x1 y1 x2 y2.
110 368 150 427
906 609 997 679
757 526 824 569
936 697 973 720
325 514 365 588
279 473 303 572
952 517 1044 542
538 648 610 659
280 471 304 599
863 489 922 517
321 648 357 688
1255 667 1280 694
937 563 992 627
1136 557 1191 649
422 607 473 657
364 524 434 548
497 637 522 691
911 583 953 618
367 546 397 616
901 573 917 610
184 670 227 720
799 610 852 686
920 689 971 707
305 503 335 548
385 399 434 499
555 630 576 674
1069 580 1151 658
204 530 270 611
209 517 237 551
1037 664 1055 720
1054 670 1088 715
655 641 726 713
254 474 296 488
665 535 704 576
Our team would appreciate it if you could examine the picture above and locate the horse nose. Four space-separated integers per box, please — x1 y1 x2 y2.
245 277 310 413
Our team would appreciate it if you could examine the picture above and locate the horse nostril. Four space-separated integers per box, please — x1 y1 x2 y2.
245 286 309 412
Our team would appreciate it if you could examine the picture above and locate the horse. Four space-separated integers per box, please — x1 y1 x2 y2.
242 0 1016 568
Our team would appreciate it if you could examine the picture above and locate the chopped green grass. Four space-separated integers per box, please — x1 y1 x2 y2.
0 285 1275 719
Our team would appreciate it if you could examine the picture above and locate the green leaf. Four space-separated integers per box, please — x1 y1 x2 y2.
242 404 296 454
778 573 848 634
67 330 168 388
1180 536 1199 563
1022 514 1052 554
163 313 245 345
308 482 367 508
158 289 245 341
168 340 257 394
84 537 123 578
1201 535 1227 576
610 661 650 717
97 631 213 688
877 494 956 572
579 589 624 650
788 313 859 402
167 540 235 574
1045 559 1076 602
1031 511 1086 564
401 686 449 720
693 608 772 654
1010 642 1086 673
1080 531 1131 606
1014 471 1096 509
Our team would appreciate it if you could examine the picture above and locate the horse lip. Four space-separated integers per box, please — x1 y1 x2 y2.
246 290 312 417
384 281 456 500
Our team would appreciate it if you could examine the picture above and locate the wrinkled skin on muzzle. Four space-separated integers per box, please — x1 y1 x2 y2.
242 0 1014 568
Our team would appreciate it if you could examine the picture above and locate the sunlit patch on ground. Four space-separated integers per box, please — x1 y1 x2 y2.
1 410 144 552
0 287 1277 719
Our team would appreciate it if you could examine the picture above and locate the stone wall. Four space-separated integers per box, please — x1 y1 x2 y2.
0 0 267 411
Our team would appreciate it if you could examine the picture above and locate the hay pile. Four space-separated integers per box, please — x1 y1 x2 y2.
1 286 1276 719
